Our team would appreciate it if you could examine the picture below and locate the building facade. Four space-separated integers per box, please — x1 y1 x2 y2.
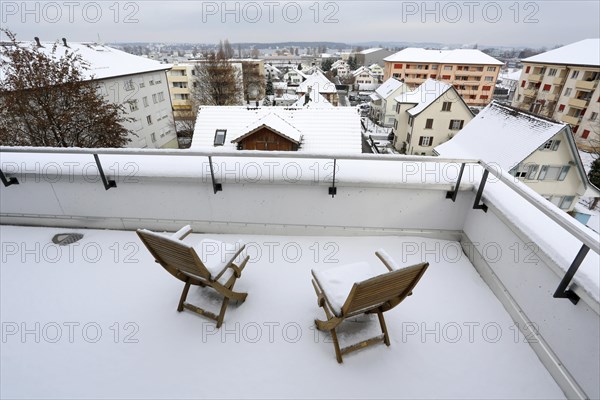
383 48 503 106
511 39 600 150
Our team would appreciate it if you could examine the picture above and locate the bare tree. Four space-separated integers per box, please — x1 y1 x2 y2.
0 29 131 147
223 39 235 59
241 61 265 103
192 51 243 106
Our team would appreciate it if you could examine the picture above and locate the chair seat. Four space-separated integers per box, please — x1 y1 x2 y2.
192 239 244 283
313 261 387 316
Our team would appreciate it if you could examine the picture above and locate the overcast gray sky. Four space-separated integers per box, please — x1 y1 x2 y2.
1 1 599 48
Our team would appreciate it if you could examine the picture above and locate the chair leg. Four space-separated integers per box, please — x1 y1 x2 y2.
377 309 390 346
331 329 343 363
177 280 191 312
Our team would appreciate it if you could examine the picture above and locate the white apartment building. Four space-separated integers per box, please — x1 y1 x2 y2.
511 39 600 150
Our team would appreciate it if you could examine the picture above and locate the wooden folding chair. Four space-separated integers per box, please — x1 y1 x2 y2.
137 225 250 328
312 250 428 363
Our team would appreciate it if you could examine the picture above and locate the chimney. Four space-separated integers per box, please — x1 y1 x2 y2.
62 38 69 47
304 93 310 106
34 37 42 47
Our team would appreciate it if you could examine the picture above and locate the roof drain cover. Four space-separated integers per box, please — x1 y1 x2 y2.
52 233 84 246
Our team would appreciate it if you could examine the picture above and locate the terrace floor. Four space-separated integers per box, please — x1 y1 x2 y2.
0 225 565 399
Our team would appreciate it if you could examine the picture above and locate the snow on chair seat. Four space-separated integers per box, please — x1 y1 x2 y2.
311 251 428 363
137 226 250 328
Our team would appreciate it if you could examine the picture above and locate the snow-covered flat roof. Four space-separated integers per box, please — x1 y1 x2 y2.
1 41 171 81
499 68 523 82
435 102 567 171
523 39 600 67
0 225 565 399
360 48 383 54
384 48 503 65
394 78 453 116
191 106 361 153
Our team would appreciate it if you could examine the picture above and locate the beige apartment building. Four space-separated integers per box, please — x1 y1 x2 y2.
511 39 600 150
383 48 503 106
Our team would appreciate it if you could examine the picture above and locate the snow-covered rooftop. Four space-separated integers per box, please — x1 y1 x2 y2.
296 70 336 94
233 112 303 144
291 90 333 109
191 106 361 153
374 77 404 99
394 78 453 116
523 39 600 67
498 68 523 82
1 40 171 81
0 225 566 398
384 48 503 65
352 66 376 77
434 102 568 171
359 48 383 54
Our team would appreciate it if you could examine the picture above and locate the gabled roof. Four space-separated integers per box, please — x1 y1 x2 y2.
434 102 588 185
1 41 171 81
384 48 503 65
286 68 308 78
192 106 361 154
352 66 376 78
291 90 333 109
394 79 453 116
374 77 404 100
296 70 337 94
523 39 600 67
232 112 302 144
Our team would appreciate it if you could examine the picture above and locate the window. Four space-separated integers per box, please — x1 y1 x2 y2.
442 75 451 80
128 99 139 112
538 165 570 181
142 97 149 107
214 129 227 146
513 164 538 179
425 118 433 129
541 139 561 151
589 112 598 121
442 102 452 111
525 66 530 73
419 136 433 146
431 65 438 70
149 80 155 86
581 130 590 139
174 94 189 100
158 92 165 102
472 85 479 90
449 120 464 130
408 116 414 127
548 68 557 76
151 133 156 142
394 63 403 69
480 95 489 99
393 119 398 129
558 104 565 112
152 94 158 104
560 196 575 210
521 80 526 88
564 88 572 96
482 85 491 91
430 74 437 78
444 66 452 70
542 84 551 91
146 115 152 125
487 66 496 72
570 70 579 79
124 79 134 91
172 82 187 89
484 76 494 81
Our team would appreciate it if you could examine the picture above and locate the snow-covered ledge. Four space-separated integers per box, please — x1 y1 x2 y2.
1 147 599 398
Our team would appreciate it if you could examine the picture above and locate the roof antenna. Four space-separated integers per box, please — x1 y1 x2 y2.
62 38 69 47
34 37 43 47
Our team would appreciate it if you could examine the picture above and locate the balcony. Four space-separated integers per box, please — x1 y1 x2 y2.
568 98 589 108
528 74 543 83
575 80 597 90
541 93 557 102
0 148 599 399
554 76 566 85
524 88 538 97
561 114 582 125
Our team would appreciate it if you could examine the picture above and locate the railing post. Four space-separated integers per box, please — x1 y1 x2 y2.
93 154 116 190
473 169 489 212
446 163 465 202
0 168 19 187
553 244 588 305
208 156 222 194
328 158 337 197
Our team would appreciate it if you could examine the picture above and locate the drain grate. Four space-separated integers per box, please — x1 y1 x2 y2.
52 233 84 246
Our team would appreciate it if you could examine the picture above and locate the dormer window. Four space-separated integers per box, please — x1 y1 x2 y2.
214 129 227 146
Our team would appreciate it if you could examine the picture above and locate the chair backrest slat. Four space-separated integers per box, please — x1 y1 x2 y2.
137 230 211 280
341 263 428 316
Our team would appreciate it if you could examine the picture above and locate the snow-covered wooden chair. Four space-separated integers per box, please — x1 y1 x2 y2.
311 250 428 363
137 225 250 328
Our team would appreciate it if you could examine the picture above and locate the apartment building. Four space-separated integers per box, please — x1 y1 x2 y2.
383 48 503 106
511 39 600 150
435 102 598 212
4 40 178 148
392 79 473 155
167 63 196 120
354 48 394 67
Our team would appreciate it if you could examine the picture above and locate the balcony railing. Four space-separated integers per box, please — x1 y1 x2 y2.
575 80 597 91
561 114 582 125
568 98 589 108
1 146 598 307
528 74 543 83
